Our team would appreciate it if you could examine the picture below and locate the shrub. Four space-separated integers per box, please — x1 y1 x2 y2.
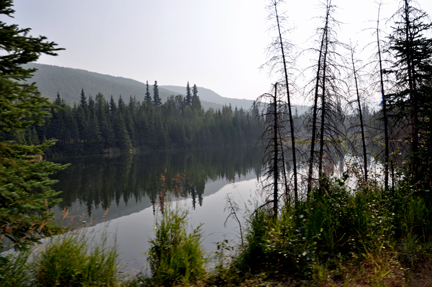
146 203 207 286
32 232 121 287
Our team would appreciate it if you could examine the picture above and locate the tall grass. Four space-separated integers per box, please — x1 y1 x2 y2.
145 202 207 286
0 251 33 287
0 231 122 287
33 232 121 286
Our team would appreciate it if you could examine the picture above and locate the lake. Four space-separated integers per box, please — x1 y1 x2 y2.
51 146 264 274
50 144 385 274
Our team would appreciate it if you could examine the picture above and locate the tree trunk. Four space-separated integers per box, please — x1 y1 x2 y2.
377 5 390 190
350 46 368 184
273 0 298 203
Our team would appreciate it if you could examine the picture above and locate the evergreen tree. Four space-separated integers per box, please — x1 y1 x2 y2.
0 0 66 249
153 81 162 106
388 0 432 183
191 84 202 111
110 95 117 115
185 82 192 106
145 80 152 103
113 114 132 151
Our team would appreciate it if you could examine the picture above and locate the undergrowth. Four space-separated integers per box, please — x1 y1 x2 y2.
207 173 432 286
2 174 432 286
141 202 207 286
0 231 122 287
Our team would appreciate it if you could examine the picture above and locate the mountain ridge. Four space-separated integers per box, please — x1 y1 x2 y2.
24 63 309 113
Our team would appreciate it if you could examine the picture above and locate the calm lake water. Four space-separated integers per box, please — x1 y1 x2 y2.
49 144 385 274
51 146 264 274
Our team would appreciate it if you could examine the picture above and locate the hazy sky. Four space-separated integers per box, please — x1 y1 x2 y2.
7 0 432 103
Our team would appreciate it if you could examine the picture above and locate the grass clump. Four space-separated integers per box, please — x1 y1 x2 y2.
144 203 207 286
0 251 33 287
0 231 122 287
33 232 121 286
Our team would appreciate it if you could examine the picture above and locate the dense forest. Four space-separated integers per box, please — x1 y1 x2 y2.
4 82 263 155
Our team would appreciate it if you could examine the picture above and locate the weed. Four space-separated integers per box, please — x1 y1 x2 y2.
145 202 207 286
32 232 121 286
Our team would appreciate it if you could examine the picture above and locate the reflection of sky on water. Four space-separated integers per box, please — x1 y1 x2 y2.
79 154 386 275
2 148 389 276
85 172 260 275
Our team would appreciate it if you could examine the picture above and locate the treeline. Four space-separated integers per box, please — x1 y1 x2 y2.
9 82 262 154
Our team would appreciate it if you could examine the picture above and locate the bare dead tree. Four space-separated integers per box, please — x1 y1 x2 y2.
256 83 290 217
306 0 346 195
377 3 390 190
271 0 298 203
307 4 328 196
261 0 298 203
349 43 368 184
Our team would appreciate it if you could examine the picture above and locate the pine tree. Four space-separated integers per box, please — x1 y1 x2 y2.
113 114 132 151
153 81 162 106
145 80 152 103
388 0 432 183
0 0 66 249
185 82 192 106
191 84 202 111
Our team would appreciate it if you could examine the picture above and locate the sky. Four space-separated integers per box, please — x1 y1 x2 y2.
6 0 432 104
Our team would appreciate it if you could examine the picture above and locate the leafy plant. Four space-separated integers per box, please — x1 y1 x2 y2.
32 232 121 287
146 203 207 286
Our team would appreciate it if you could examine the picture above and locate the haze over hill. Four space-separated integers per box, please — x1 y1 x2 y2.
24 63 224 110
25 63 309 113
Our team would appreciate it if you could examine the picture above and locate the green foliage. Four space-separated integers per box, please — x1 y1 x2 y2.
228 173 432 281
387 0 432 186
0 250 32 287
33 232 121 287
26 90 262 155
146 203 207 286
0 232 122 287
0 0 66 249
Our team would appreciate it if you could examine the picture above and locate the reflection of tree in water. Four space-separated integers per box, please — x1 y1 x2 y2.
52 146 262 216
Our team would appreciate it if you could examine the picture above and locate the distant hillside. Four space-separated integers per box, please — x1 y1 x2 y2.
24 63 309 114
24 63 223 110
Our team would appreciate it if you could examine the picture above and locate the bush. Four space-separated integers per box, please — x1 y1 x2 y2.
32 232 121 287
146 203 207 286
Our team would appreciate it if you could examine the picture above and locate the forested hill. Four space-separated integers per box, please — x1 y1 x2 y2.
23 63 224 111
24 63 310 114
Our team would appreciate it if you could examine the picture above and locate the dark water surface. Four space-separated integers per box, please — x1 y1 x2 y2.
49 145 385 274
51 146 263 273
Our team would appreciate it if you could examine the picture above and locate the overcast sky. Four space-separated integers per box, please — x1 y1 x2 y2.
7 0 432 104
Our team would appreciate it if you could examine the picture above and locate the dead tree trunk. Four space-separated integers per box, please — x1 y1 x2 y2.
307 1 331 196
273 83 279 217
318 25 329 187
377 4 390 190
350 45 368 184
272 0 298 203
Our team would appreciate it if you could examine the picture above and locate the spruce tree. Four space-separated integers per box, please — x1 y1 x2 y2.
0 0 66 249
185 82 192 106
145 80 152 103
153 81 162 106
388 0 432 183
191 84 202 111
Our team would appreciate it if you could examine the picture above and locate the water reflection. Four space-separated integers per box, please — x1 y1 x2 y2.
51 146 263 225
